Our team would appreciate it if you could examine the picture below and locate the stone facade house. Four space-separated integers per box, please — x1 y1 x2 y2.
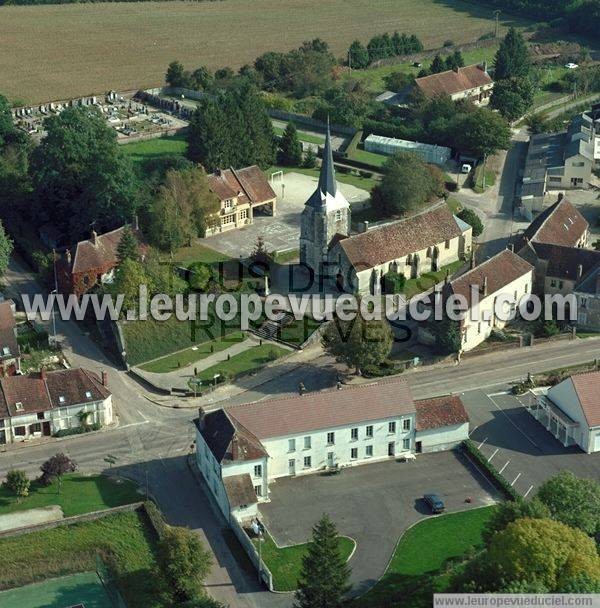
0 367 113 445
414 63 493 104
574 265 600 332
194 377 469 522
0 301 20 377
206 166 277 236
57 224 146 297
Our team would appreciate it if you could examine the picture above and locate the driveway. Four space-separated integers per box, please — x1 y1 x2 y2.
259 451 497 597
203 172 369 258
461 388 600 497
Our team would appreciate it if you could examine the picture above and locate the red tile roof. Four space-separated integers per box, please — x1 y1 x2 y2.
338 204 466 272
0 367 110 418
415 64 492 97
72 225 146 275
415 395 469 431
0 301 19 362
227 377 415 439
515 198 588 252
449 250 533 308
208 166 276 206
569 371 600 428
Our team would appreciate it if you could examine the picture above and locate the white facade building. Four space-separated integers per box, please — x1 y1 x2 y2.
0 367 113 445
194 378 469 522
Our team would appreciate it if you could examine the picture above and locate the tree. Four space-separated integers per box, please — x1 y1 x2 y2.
314 85 375 129
430 54 447 74
188 262 212 292
303 147 317 169
482 498 550 543
428 316 462 355
348 40 369 69
0 219 13 279
493 27 530 81
30 107 139 242
490 77 534 121
111 258 148 310
558 572 600 593
279 123 303 166
39 453 77 493
484 518 600 591
294 514 351 608
446 50 465 70
116 225 139 265
191 66 213 90
157 526 213 604
372 152 444 216
166 61 189 88
457 208 484 238
383 71 413 93
454 108 511 159
323 312 393 374
536 471 600 536
3 470 30 502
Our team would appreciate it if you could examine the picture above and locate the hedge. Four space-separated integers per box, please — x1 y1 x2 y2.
53 423 101 438
461 439 519 501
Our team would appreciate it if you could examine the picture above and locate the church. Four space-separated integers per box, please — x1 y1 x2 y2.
299 125 473 295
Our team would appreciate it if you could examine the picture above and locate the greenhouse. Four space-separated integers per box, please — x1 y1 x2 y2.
364 134 451 166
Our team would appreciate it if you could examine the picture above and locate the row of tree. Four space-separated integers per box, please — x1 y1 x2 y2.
417 50 466 78
347 31 424 69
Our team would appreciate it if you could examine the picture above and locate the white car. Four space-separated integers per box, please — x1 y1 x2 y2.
565 62 579 69
461 163 472 174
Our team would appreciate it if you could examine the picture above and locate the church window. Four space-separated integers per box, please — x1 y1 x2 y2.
426 247 432 258
445 239 450 249
406 255 412 266
335 210 343 222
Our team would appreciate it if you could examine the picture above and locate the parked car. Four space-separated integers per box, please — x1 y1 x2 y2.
423 493 445 514
565 63 579 69
461 163 472 174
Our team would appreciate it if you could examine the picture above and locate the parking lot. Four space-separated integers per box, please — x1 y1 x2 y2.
462 388 600 497
204 172 370 259
259 450 497 596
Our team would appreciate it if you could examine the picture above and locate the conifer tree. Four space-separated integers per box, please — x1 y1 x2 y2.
493 27 530 80
117 225 139 265
279 123 303 166
430 54 446 74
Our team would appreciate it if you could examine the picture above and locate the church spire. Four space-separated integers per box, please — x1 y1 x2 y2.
318 117 337 197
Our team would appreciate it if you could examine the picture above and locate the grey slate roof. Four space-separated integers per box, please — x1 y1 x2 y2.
306 119 336 209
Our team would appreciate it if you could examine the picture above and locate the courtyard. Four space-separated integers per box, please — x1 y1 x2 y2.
462 388 600 498
203 171 371 259
258 450 497 596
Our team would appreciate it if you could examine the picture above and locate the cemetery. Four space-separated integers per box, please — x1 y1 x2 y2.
11 89 188 143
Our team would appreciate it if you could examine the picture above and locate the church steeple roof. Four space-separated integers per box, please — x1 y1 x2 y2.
306 118 338 209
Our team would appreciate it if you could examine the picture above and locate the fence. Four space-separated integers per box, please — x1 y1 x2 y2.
229 516 274 591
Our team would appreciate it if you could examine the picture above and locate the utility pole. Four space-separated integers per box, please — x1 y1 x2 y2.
347 50 351 74
493 10 501 38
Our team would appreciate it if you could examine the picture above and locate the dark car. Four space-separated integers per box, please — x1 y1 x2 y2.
423 493 445 514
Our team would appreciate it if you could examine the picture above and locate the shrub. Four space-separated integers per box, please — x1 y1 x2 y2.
3 470 30 501
443 39 454 47
53 423 101 438
383 271 406 294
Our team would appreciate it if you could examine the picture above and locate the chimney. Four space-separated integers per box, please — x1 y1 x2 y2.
91 230 98 246
337 381 342 390
480 275 488 297
577 264 583 280
453 65 459 73
509 243 515 252
40 366 46 381
101 370 108 387
482 61 488 73
557 192 564 202
197 407 206 430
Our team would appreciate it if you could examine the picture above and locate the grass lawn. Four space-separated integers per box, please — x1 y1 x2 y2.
346 145 388 169
273 248 300 264
121 133 187 171
139 331 245 373
279 316 322 346
0 510 164 608
268 164 379 192
354 507 494 608
471 165 496 194
192 343 288 384
171 242 233 266
402 260 463 299
446 198 463 214
273 125 325 145
0 474 140 518
253 531 355 592
577 331 600 339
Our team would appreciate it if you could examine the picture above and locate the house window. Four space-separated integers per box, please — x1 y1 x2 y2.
288 438 296 452
403 419 411 431
37 412 45 420
350 448 358 459
572 161 585 167
254 485 262 497
366 425 373 438
388 421 396 434
550 279 557 287
525 284 529 293
222 213 235 225
581 297 588 309
365 445 373 457
303 456 311 468
224 199 233 209
14 426 26 436
350 428 358 441
239 208 248 221
30 423 41 434
254 465 262 478
327 432 335 445
304 436 311 449
403 437 411 450
2 346 10 356
558 281 563 289
335 210 343 221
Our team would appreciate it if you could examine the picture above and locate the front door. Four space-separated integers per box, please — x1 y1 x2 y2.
416 441 422 454
288 459 295 476
388 442 395 457
0 430 5 445
327 452 334 468
42 422 51 436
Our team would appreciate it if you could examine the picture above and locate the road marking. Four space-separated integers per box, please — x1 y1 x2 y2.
498 460 510 474
488 391 510 397
488 448 498 462
136 410 149 422
523 485 534 498
477 437 487 449
511 472 522 486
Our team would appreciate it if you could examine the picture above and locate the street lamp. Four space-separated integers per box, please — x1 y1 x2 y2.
251 518 265 584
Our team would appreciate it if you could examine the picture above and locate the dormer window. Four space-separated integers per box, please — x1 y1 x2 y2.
58 396 65 404
224 199 233 209
15 402 23 411
85 391 92 399
2 347 9 355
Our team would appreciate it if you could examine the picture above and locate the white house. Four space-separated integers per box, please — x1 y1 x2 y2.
446 249 534 352
194 377 469 522
528 371 600 453
0 367 113 445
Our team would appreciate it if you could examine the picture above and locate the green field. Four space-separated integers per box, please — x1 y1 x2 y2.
0 474 139 517
121 133 187 170
273 125 325 145
0 510 164 608
355 507 494 607
191 343 288 384
268 164 379 192
402 260 464 299
0 571 114 608
139 331 246 373
346 145 388 168
254 531 355 592
0 0 524 104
